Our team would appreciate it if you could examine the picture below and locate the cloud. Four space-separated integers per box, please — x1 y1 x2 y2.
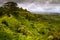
18 3 60 13
50 0 60 4
0 0 60 13
0 0 24 4
0 0 60 4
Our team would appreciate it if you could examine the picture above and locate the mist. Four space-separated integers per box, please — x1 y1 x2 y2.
0 0 60 13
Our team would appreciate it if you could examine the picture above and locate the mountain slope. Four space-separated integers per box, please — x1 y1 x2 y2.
0 7 60 40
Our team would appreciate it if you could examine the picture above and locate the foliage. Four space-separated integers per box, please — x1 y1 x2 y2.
0 2 60 40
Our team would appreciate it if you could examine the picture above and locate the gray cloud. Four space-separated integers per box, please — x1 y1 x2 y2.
0 0 60 4
0 0 60 13
50 0 60 4
0 0 24 4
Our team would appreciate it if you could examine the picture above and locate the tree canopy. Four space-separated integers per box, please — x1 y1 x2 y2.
3 2 17 8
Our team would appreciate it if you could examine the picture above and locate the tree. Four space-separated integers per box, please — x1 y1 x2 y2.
3 2 18 11
3 2 17 8
0 7 4 17
3 2 19 17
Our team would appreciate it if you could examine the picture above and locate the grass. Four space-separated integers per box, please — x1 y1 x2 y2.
0 9 60 40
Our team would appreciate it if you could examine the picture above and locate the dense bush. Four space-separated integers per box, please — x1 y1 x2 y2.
0 1 60 40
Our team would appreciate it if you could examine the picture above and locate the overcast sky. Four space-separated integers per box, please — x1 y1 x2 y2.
0 0 60 13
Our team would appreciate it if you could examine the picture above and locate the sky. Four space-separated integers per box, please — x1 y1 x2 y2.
0 0 60 13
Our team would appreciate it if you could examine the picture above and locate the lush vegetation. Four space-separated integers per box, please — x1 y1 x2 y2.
0 2 60 40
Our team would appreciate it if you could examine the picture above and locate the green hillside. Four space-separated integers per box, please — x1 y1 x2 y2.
0 2 60 40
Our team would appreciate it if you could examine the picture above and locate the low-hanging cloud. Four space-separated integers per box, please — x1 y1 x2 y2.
0 0 60 13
